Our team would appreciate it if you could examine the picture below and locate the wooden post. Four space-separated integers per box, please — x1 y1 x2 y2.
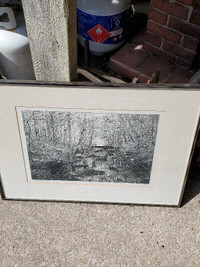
21 0 77 82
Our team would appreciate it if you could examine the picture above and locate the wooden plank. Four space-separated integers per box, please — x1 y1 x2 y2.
77 68 103 83
21 0 77 82
88 67 126 83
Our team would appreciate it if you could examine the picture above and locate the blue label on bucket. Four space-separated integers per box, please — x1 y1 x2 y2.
77 8 129 44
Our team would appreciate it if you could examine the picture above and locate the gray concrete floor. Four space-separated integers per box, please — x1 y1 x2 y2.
0 174 200 267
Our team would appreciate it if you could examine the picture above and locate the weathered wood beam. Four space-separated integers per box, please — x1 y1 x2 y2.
21 0 77 82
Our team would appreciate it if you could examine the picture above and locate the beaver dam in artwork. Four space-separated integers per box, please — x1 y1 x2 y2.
17 108 161 184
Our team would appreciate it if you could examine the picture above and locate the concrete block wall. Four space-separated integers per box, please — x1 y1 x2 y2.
144 0 200 69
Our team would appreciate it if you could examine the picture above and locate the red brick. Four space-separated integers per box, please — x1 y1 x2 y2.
163 40 195 61
193 0 200 10
109 58 149 82
176 0 193 6
164 66 194 83
144 42 176 62
129 27 146 46
190 10 200 26
168 16 200 38
145 31 161 47
137 54 174 82
182 36 199 51
176 57 192 69
150 0 189 19
108 43 150 81
109 43 149 68
147 21 181 43
148 8 167 25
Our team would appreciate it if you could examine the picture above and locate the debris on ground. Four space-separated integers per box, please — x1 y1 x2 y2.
132 76 139 84
78 66 126 83
147 69 160 84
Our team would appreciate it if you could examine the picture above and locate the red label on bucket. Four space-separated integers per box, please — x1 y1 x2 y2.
77 8 129 45
87 24 111 43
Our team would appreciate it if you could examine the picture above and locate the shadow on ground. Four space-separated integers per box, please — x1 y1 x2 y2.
181 165 200 207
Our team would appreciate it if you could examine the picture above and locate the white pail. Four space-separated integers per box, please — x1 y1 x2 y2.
0 7 35 80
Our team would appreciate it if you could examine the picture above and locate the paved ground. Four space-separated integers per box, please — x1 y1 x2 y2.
0 173 200 267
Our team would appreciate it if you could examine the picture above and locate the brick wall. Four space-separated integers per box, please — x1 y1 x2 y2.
144 0 200 69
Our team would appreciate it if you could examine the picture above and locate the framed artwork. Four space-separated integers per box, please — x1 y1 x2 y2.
0 82 199 206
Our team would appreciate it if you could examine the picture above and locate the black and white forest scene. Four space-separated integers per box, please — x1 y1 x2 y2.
19 108 161 184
